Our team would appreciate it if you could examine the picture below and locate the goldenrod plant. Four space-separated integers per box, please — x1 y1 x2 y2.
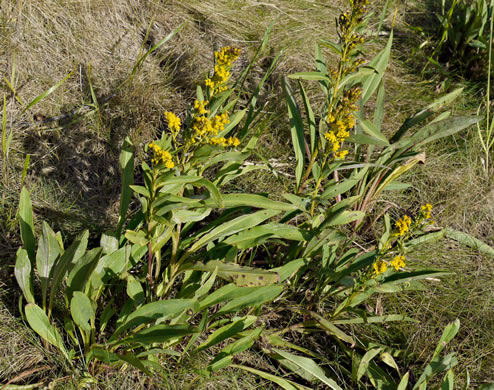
12 2 487 389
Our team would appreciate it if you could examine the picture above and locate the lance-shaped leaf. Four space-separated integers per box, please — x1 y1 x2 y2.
283 77 305 191
182 260 279 287
36 222 62 309
18 186 36 263
232 365 311 390
111 299 199 339
392 116 481 150
444 228 494 258
187 209 280 253
272 349 342 390
208 327 264 372
48 230 89 316
67 248 102 299
197 315 257 353
15 248 35 303
114 324 197 347
216 284 283 315
374 153 426 199
117 136 134 236
71 291 95 333
89 348 151 376
25 303 68 359
198 283 254 310
223 222 310 249
357 348 384 381
360 31 393 104
203 193 298 212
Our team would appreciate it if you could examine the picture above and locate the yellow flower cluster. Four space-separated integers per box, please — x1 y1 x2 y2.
209 136 240 147
373 255 406 277
192 112 230 138
164 111 181 134
194 99 210 115
390 255 406 271
205 46 241 94
394 215 412 237
324 87 361 159
373 259 387 276
148 141 174 169
421 203 432 219
215 46 241 67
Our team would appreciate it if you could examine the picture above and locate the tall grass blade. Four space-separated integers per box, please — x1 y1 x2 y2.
283 78 305 191
22 70 74 114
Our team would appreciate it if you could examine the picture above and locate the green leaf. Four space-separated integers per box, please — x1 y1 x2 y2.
413 353 458 389
331 314 416 325
273 349 342 390
36 222 61 309
358 120 390 145
223 222 309 249
159 176 223 207
272 258 307 282
115 324 197 347
298 81 317 156
48 230 89 316
322 210 365 227
320 40 343 55
92 348 152 376
66 247 101 296
216 285 283 315
188 209 280 253
374 153 426 198
347 133 390 147
18 187 36 263
380 270 450 287
198 283 250 310
25 304 68 359
357 348 384 381
288 72 330 81
100 232 119 255
15 248 35 304
126 274 145 305
320 167 368 200
231 364 309 390
205 193 297 212
182 260 279 287
444 228 494 258
398 372 410 390
130 22 185 80
283 77 305 190
70 292 95 333
441 370 454 390
220 109 246 136
310 312 354 344
406 230 445 248
130 185 150 198
208 327 263 372
393 116 481 149
361 31 393 104
197 315 257 352
433 319 460 360
112 299 199 338
124 230 149 246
